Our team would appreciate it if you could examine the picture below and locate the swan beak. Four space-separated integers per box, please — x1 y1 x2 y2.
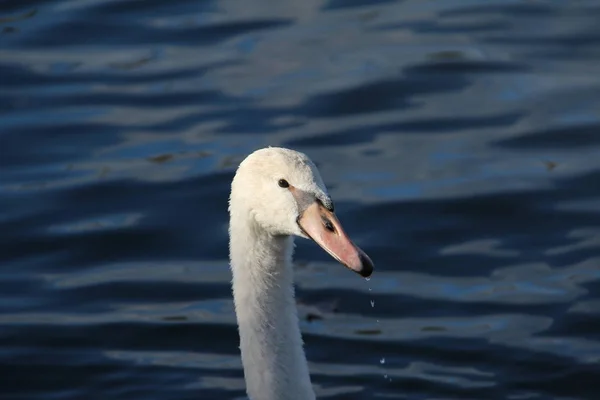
297 201 374 278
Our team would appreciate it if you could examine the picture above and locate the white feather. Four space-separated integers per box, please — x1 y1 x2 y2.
228 147 330 400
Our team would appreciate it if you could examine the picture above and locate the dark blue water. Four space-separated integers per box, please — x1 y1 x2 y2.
2 1 600 399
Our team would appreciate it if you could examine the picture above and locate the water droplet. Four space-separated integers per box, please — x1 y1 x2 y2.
365 276 371 282
383 374 388 379
368 287 372 292
370 300 375 308
376 319 379 323
380 357 386 364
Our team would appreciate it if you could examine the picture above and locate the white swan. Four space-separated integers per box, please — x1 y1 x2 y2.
229 147 374 400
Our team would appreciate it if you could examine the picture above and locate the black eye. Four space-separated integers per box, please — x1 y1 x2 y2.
278 179 289 188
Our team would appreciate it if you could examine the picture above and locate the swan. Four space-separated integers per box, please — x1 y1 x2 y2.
229 147 374 400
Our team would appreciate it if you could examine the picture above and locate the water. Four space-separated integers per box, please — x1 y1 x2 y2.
2 0 600 399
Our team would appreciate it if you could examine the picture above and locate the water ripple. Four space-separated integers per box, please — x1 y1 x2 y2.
2 0 600 399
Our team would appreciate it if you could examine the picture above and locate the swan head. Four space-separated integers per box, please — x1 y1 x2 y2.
230 147 373 278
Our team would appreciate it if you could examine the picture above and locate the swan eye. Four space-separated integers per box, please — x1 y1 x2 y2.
278 179 290 188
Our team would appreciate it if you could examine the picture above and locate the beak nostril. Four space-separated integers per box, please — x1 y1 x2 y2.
322 217 335 233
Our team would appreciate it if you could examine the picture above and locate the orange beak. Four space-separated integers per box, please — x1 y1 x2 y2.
297 201 374 278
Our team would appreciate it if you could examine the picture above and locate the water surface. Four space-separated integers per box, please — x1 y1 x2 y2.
1 0 600 399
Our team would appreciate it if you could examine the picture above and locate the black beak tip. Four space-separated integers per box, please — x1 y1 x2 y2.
358 252 374 278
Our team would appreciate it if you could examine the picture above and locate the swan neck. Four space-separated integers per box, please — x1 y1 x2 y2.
229 217 315 400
